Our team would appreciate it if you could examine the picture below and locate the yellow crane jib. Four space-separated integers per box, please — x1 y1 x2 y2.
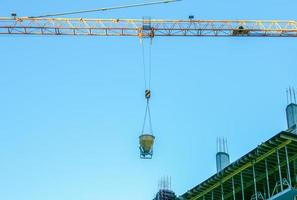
1 18 297 37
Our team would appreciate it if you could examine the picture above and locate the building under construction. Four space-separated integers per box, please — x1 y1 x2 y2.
153 177 177 200
176 98 297 200
154 189 177 200
153 92 297 200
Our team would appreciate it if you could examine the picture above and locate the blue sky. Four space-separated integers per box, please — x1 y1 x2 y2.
1 0 297 200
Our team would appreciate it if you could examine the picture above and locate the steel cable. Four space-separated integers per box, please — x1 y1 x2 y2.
28 0 181 18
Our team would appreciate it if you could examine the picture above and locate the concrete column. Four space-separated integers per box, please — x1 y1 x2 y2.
252 163 258 200
285 146 292 187
263 181 266 199
240 172 245 200
232 177 236 200
293 160 297 187
221 183 224 200
211 191 214 200
277 149 283 191
265 159 270 198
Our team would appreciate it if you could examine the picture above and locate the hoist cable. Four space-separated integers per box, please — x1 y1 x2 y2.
141 40 152 89
142 102 148 133
141 42 147 89
147 101 153 133
141 39 153 134
141 100 153 133
148 42 152 89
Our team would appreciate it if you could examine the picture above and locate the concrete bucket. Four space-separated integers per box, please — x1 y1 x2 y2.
139 134 155 159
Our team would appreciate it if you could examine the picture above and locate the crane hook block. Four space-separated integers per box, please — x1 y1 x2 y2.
145 89 151 99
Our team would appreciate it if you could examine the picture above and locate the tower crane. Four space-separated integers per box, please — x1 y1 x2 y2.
1 0 297 159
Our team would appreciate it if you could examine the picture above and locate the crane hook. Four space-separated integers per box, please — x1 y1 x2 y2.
145 89 151 100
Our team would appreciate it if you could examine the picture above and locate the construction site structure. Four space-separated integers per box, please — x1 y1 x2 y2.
286 87 297 133
177 92 297 200
154 190 176 200
153 177 176 200
216 138 230 173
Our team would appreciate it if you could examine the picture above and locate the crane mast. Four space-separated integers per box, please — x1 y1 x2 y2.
0 17 297 37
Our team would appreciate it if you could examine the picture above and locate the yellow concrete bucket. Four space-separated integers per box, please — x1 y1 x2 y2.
139 134 155 158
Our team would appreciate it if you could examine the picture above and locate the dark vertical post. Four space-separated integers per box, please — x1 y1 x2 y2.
263 181 266 199
277 149 283 191
285 146 292 187
293 160 297 187
232 177 236 200
221 183 224 200
253 162 258 200
265 159 270 198
240 172 245 200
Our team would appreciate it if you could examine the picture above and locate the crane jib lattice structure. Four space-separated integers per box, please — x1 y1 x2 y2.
1 17 297 37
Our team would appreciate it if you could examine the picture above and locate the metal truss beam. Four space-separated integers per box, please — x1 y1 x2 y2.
0 17 297 37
